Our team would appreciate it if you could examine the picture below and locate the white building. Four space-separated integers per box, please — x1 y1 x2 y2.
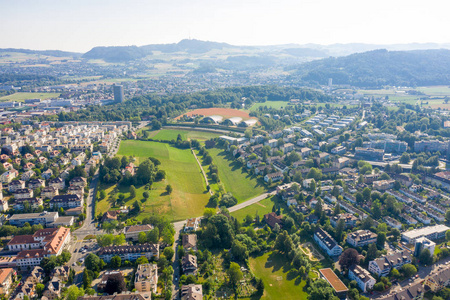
349 265 376 292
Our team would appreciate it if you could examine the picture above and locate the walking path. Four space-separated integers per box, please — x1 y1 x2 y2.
191 148 213 195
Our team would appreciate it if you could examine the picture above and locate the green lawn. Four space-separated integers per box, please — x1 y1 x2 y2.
249 251 308 300
208 148 267 203
231 196 275 222
99 140 210 221
249 101 290 111
0 92 60 102
149 129 220 141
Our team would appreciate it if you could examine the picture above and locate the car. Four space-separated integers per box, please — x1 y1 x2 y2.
415 274 419 278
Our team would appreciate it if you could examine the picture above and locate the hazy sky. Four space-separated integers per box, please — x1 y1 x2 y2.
1 0 449 52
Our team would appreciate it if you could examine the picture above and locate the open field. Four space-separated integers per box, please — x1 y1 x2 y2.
208 148 267 203
175 107 255 120
230 196 275 222
148 129 220 141
249 251 308 300
97 140 210 221
249 101 290 111
0 92 60 102
417 86 450 95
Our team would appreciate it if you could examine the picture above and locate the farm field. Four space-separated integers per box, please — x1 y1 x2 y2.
249 101 290 111
97 140 210 221
0 92 60 102
249 251 308 300
208 148 267 203
149 129 220 141
230 196 275 222
176 107 256 120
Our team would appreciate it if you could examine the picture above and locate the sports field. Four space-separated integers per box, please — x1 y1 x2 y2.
0 92 60 102
249 251 308 300
98 140 210 221
208 148 267 203
149 129 220 141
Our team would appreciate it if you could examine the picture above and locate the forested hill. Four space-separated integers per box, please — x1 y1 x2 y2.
293 49 450 87
0 48 81 58
83 39 235 62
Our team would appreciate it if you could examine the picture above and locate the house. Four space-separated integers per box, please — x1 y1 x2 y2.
368 250 412 277
0 199 8 212
42 169 53 180
264 212 283 228
181 284 203 300
13 197 43 211
124 224 154 241
264 139 278 148
9 211 59 226
299 147 312 158
182 254 198 275
76 294 150 300
51 266 70 281
43 277 62 300
347 230 378 248
185 218 199 232
48 177 65 190
182 234 198 251
314 227 343 257
69 177 87 187
9 180 25 192
14 188 34 200
348 265 375 293
333 157 351 169
101 210 120 222
97 271 123 292
383 283 424 300
67 185 84 199
255 165 270 175
1 169 18 183
21 170 36 182
281 143 295 153
28 179 45 190
0 268 15 297
330 213 357 228
98 244 159 262
13 227 71 267
373 180 395 191
49 194 83 209
135 263 158 293
384 216 402 229
264 171 283 183
303 178 315 189
41 186 59 199
424 266 450 292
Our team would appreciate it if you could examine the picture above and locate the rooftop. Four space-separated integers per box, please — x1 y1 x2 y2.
319 268 348 293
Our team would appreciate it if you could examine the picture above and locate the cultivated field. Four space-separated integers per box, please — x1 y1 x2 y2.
249 101 290 111
97 140 210 221
208 148 267 203
249 251 308 300
149 129 220 141
175 107 256 120
0 92 60 102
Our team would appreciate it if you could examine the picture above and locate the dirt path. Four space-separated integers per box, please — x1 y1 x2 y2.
191 148 213 195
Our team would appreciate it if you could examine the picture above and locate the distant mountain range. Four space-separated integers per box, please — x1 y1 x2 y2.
0 48 82 58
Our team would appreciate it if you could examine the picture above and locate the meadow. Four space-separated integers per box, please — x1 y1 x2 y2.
0 92 60 102
249 251 308 300
96 140 210 221
149 128 220 141
208 148 267 203
230 196 275 222
249 101 290 111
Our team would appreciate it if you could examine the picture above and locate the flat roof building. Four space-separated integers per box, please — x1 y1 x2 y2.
319 268 348 299
401 224 450 244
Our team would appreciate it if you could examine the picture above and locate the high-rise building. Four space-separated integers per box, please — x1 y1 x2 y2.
113 85 124 103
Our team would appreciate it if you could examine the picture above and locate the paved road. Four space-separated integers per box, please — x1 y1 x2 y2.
73 170 101 240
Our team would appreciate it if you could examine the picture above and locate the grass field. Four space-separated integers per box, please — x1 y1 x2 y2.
249 101 290 111
208 148 267 203
97 140 210 221
249 251 308 300
230 196 275 222
0 92 60 102
149 129 220 141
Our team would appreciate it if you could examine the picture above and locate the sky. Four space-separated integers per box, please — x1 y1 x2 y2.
1 0 449 52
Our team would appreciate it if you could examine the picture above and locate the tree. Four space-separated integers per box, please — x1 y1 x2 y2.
373 282 385 292
335 219 345 243
399 153 411 164
104 272 126 295
401 264 417 278
110 255 122 268
308 279 339 300
36 283 45 298
339 248 360 270
138 232 147 244
66 285 85 300
40 256 58 275
166 184 173 194
129 185 136 198
377 232 386 247
113 234 126 245
85 253 105 272
231 239 248 262
143 191 150 200
147 228 160 243
419 248 433 265
366 243 377 262
163 247 175 260
228 262 243 292
136 256 149 265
